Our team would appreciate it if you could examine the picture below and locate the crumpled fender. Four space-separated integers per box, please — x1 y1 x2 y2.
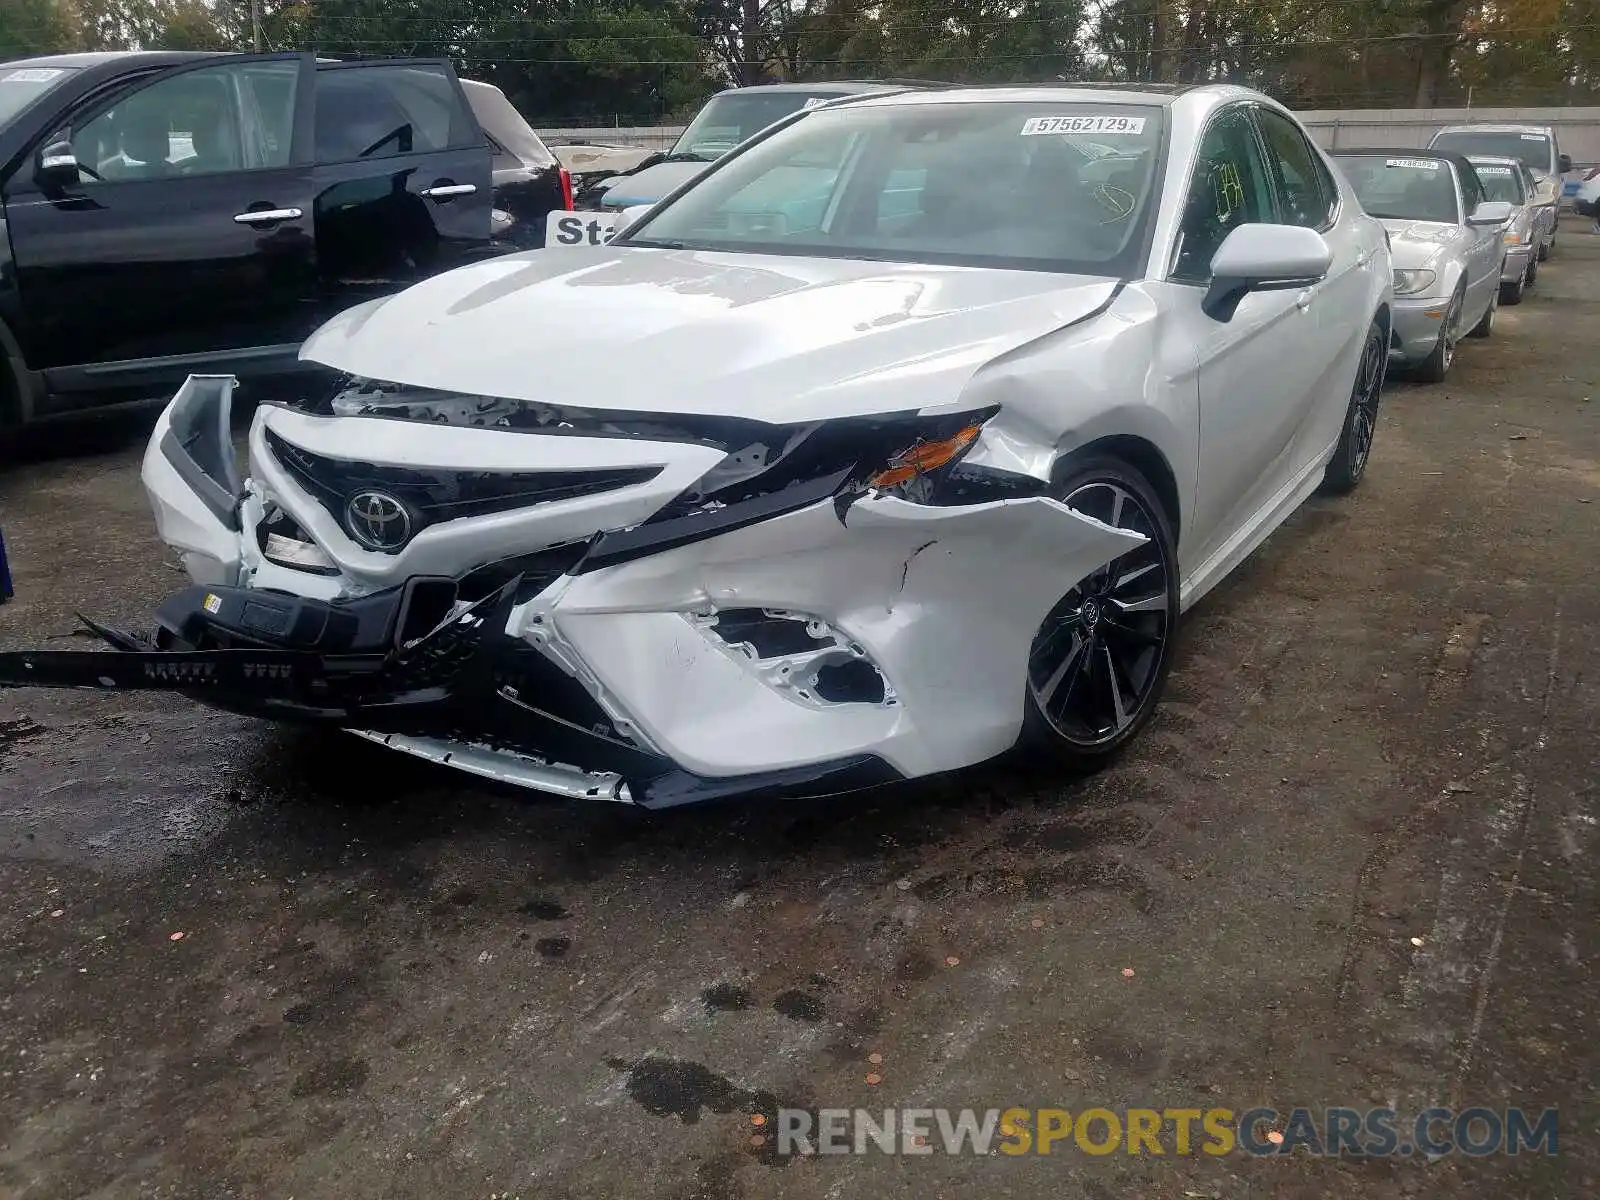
509 493 1146 779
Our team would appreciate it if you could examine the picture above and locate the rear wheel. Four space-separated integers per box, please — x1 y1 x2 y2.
1526 255 1538 289
1322 318 1386 495
1022 457 1179 766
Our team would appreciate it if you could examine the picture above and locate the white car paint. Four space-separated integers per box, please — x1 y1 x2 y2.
136 83 1393 801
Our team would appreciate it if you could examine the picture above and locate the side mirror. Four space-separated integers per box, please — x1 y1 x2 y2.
1559 152 1573 174
36 139 81 189
1202 224 1332 322
1468 200 1514 226
611 204 653 238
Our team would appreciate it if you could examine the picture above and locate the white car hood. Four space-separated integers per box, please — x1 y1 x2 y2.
1380 217 1471 271
300 247 1120 423
596 162 710 207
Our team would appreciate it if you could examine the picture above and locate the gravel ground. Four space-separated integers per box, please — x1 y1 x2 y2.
1 236 1597 1200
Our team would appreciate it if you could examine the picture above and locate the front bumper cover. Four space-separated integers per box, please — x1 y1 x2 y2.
0 576 900 809
3 374 1146 806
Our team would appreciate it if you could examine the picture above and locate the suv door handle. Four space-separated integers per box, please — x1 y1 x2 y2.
421 184 477 199
233 207 302 224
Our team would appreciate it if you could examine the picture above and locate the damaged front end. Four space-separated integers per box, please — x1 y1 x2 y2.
0 374 1145 806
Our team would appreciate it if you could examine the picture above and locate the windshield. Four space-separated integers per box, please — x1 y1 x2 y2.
1430 131 1553 176
628 101 1164 275
669 91 856 162
1333 155 1460 224
1470 162 1527 205
0 65 78 128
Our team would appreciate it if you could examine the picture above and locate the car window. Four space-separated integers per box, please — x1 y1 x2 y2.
1253 107 1335 229
629 101 1164 275
314 64 476 163
670 91 844 162
1331 155 1460 224
70 60 297 183
1172 107 1276 280
1459 164 1486 213
1472 163 1525 205
1429 130 1553 175
0 65 80 130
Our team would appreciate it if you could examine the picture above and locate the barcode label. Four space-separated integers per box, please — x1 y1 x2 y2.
1021 115 1147 136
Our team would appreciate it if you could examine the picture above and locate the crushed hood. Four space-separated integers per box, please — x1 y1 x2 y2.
299 247 1120 424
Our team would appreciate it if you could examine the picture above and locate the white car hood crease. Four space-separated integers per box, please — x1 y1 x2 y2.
301 247 1121 423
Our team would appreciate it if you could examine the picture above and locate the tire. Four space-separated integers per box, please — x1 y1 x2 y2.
1538 235 1552 262
1467 286 1497 338
1408 286 1464 383
1526 255 1538 289
1021 455 1180 767
1322 318 1386 495
1500 276 1524 305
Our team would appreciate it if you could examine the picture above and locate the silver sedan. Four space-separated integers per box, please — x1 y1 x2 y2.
1332 149 1512 382
1468 154 1540 304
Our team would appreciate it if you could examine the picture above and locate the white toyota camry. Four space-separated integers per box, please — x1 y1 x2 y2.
1 84 1394 808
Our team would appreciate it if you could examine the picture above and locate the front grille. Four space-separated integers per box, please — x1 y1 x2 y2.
265 429 661 549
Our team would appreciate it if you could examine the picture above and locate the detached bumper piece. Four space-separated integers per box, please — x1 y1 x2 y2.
0 577 900 809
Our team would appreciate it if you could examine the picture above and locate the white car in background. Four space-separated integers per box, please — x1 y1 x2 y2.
0 84 1393 807
1427 124 1569 260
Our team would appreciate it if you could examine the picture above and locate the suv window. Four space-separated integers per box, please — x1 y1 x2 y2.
1173 106 1275 280
1254 107 1335 229
71 60 297 182
314 64 477 163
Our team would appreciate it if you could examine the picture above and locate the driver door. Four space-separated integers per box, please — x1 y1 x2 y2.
1162 104 1324 573
2 54 319 403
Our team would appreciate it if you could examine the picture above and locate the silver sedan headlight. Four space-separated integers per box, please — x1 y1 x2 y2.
1393 268 1437 296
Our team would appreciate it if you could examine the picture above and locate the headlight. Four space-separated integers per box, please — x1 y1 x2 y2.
1393 269 1437 296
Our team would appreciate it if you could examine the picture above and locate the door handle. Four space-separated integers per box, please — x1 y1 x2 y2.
421 184 477 199
1295 287 1316 310
233 207 302 224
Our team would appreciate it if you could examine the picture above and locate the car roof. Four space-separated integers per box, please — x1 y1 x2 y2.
1433 123 1554 136
1331 147 1480 175
715 80 935 96
2 50 220 70
823 81 1248 112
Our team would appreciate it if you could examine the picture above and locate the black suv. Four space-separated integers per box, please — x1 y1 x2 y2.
0 51 570 427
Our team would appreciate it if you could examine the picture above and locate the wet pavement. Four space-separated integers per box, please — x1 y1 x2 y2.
1 241 1598 1199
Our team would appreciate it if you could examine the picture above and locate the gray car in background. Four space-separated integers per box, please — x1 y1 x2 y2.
1427 124 1570 261
1467 154 1540 304
1332 149 1512 382
577 80 935 210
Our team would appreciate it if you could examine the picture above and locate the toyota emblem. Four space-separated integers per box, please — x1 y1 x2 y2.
345 490 413 551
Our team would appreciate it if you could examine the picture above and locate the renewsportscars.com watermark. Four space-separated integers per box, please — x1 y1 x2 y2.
770 1106 1558 1158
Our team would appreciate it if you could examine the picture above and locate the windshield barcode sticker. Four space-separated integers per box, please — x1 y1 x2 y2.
1386 158 1439 170
1021 115 1147 136
3 68 64 83
1477 166 1513 175
1521 133 1545 140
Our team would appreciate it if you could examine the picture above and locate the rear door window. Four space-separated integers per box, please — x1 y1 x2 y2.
314 64 480 163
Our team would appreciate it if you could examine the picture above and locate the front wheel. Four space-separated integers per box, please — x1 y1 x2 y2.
1467 286 1497 338
1409 287 1463 383
1322 318 1386 495
1022 457 1180 767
